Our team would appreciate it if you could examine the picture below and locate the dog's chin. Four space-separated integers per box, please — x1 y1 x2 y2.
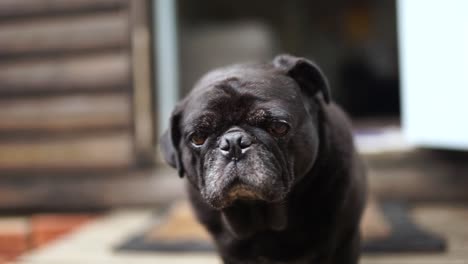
208 184 264 209
202 179 289 210
201 149 290 210
206 194 287 210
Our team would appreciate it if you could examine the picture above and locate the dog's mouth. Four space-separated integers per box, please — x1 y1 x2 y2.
202 151 290 210
205 180 290 210
205 182 264 209
226 184 263 201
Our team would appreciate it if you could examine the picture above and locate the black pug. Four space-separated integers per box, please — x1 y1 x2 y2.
161 54 367 264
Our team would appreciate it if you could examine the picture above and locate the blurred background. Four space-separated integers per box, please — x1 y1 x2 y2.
0 0 467 263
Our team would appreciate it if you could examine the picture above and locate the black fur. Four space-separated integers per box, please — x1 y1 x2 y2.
160 54 367 264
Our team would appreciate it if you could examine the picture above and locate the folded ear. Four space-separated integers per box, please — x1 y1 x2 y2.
273 54 331 104
159 103 185 178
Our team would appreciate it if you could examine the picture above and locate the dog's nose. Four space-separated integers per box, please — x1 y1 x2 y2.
219 131 252 160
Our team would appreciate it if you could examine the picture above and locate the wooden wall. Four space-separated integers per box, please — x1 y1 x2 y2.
0 0 155 178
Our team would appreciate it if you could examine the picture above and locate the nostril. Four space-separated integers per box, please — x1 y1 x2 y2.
219 138 230 151
238 136 252 149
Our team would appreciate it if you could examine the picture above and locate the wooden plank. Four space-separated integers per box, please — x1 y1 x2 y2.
0 167 181 209
0 93 131 133
0 52 130 94
0 132 134 172
0 10 129 57
0 0 127 19
130 0 156 165
366 151 468 202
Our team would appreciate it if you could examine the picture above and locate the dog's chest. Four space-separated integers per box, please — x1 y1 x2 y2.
245 253 317 264
228 232 318 264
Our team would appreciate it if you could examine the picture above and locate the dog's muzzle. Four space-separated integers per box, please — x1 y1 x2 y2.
219 129 253 161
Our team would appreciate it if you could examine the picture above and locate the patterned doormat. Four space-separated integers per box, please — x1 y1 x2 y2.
116 200 445 254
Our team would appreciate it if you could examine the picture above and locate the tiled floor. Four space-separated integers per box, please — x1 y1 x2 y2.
12 204 468 264
0 214 96 264
16 210 219 264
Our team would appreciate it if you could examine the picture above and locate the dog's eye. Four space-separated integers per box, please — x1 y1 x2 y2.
190 133 207 146
268 121 290 137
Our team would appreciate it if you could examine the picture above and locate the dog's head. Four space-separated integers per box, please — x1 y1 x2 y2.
160 54 330 210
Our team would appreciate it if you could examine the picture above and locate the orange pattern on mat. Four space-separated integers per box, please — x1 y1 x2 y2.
0 214 98 263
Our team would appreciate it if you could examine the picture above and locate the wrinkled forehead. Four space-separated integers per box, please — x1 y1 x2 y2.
192 67 300 107
182 66 305 127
